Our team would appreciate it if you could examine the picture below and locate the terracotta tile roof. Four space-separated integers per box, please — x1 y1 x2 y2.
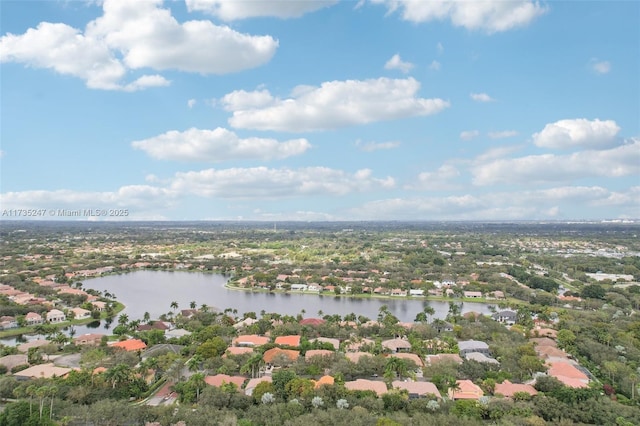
314 375 335 389
547 361 589 385
204 374 246 389
232 335 270 347
111 339 147 352
274 335 301 347
225 347 254 356
299 318 325 326
13 363 71 379
344 379 388 396
345 351 373 363
425 354 463 364
262 348 300 364
245 376 272 396
388 352 424 367
494 380 538 398
392 380 441 399
448 380 484 400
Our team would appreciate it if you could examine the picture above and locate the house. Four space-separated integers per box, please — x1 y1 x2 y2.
392 380 441 399
70 307 91 320
0 316 18 330
46 309 66 323
458 340 490 356
463 291 483 298
290 284 308 291
345 338 375 352
305 349 334 362
13 363 71 380
425 354 463 365
464 352 499 365
17 339 50 353
299 318 325 327
180 309 198 319
492 309 518 325
274 335 301 347
494 380 538 398
344 379 388 397
233 335 270 347
165 328 192 339
262 348 299 365
74 333 105 346
91 301 106 312
388 353 424 368
25 312 43 325
232 317 258 329
381 338 412 353
204 374 246 389
111 339 147 352
448 380 484 400
245 376 272 396
314 375 334 389
409 289 425 297
345 352 373 363
225 347 254 356
0 354 28 371
546 361 590 388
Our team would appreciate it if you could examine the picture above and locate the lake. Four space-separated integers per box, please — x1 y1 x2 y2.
3 270 496 343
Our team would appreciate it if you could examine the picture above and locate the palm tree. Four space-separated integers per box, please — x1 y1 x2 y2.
201 304 209 313
190 372 206 401
47 385 57 419
170 301 179 312
186 354 203 372
189 301 196 309
118 313 129 326
240 353 264 378
106 364 134 389
143 311 151 324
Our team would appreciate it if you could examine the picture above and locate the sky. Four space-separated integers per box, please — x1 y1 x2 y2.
0 0 638 222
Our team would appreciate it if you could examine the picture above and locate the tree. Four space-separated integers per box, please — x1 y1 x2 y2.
582 284 606 299
190 301 197 309
196 337 227 359
170 301 179 311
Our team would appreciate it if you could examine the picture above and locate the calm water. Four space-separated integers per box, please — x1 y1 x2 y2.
3 271 495 343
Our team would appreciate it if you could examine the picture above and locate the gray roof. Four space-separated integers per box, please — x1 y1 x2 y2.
458 340 489 351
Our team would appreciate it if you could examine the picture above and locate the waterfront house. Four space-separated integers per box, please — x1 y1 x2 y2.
25 312 44 326
46 309 66 323
492 309 518 325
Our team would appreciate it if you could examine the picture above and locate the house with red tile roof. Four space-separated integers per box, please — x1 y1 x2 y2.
314 375 335 389
245 376 272 396
392 380 441 399
345 352 373 363
204 374 246 389
74 333 105 346
388 352 424 367
13 363 71 379
546 362 589 388
274 335 301 347
299 318 325 326
46 309 66 323
448 380 484 400
494 380 538 398
262 348 299 365
232 335 270 347
344 379 388 396
111 339 147 352
224 347 254 356
25 312 43 325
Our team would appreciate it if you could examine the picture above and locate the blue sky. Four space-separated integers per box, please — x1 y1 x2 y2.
1 0 638 221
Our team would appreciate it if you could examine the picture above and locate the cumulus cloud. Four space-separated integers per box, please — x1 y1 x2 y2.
0 0 278 90
532 118 621 150
590 58 611 75
347 185 638 221
470 92 495 102
131 127 311 162
223 77 450 132
185 0 337 20
460 130 480 141
372 0 547 33
472 138 640 186
407 164 461 191
355 139 401 152
384 53 414 73
488 130 518 139
170 167 395 198
0 186 176 217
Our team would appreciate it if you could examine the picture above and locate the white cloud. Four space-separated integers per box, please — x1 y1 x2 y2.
470 92 495 102
428 60 441 71
223 77 450 132
590 58 611 75
472 138 640 186
347 185 638 220
0 186 176 217
384 53 414 73
436 42 444 54
185 0 337 20
355 139 401 152
170 167 395 198
460 130 480 141
131 127 311 162
187 99 197 108
372 0 547 33
488 130 518 139
0 0 278 90
407 164 461 191
532 118 621 150
221 89 275 111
